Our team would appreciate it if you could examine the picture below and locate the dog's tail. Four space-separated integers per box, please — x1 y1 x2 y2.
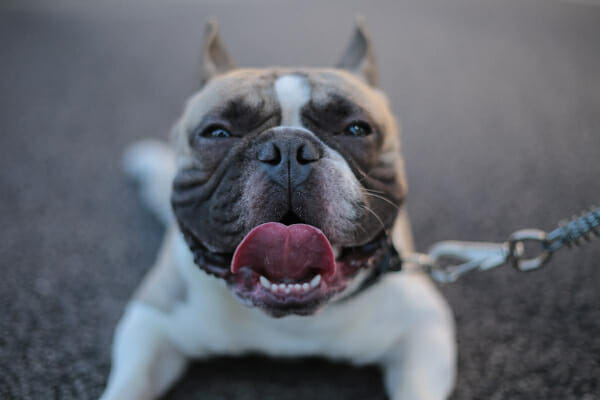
122 139 176 226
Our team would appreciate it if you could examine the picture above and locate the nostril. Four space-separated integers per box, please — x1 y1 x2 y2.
258 143 282 165
296 143 319 165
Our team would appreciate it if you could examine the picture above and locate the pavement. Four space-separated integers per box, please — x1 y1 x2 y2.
1 0 599 399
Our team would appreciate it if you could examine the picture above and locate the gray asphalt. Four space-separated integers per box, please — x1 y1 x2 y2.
1 1 599 399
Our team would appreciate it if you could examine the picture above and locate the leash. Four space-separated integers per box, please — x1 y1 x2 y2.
397 206 600 283
337 206 599 301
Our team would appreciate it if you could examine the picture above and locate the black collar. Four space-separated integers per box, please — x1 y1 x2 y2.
338 233 403 302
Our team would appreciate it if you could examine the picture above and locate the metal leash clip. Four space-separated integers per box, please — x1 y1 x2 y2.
403 206 600 283
403 241 514 283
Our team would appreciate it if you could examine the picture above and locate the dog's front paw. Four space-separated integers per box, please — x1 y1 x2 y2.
100 376 154 400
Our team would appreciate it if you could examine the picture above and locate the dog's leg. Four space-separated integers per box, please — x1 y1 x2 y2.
101 229 189 400
380 280 457 400
374 213 456 400
122 139 176 225
100 303 188 400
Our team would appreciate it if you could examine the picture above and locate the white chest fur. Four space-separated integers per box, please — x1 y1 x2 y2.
153 232 446 366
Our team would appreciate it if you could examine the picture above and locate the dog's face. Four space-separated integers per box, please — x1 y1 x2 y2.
171 21 406 317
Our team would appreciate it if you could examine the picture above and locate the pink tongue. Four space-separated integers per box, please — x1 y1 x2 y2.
231 222 335 281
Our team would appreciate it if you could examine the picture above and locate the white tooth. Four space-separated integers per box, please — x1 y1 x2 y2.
332 246 341 259
294 283 302 291
278 283 286 291
310 274 321 288
285 287 291 294
271 283 278 292
260 276 271 288
302 283 310 291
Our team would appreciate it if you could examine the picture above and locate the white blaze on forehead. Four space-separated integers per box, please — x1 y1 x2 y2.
274 74 311 127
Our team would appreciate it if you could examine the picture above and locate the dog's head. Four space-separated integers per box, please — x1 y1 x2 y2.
171 19 407 317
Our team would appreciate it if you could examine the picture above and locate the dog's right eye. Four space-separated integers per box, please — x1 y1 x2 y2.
200 125 231 139
343 121 372 137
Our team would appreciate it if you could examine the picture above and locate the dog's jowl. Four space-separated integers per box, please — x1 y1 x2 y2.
102 19 456 400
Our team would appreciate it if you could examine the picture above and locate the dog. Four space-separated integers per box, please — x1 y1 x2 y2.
100 18 456 400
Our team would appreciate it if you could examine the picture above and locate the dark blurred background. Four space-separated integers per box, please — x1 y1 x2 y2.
1 0 599 399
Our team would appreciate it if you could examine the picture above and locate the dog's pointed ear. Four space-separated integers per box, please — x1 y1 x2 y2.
202 18 236 84
336 16 378 87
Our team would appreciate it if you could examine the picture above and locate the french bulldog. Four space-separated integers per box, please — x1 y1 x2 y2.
101 18 456 400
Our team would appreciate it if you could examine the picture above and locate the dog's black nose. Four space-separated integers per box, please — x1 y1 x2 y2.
257 129 321 189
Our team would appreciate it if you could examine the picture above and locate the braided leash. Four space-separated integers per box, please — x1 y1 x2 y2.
402 206 600 283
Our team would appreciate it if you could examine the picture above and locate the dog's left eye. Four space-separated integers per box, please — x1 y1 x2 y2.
201 125 231 138
343 121 372 137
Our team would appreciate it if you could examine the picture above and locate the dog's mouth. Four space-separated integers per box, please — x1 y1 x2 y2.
180 213 389 317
